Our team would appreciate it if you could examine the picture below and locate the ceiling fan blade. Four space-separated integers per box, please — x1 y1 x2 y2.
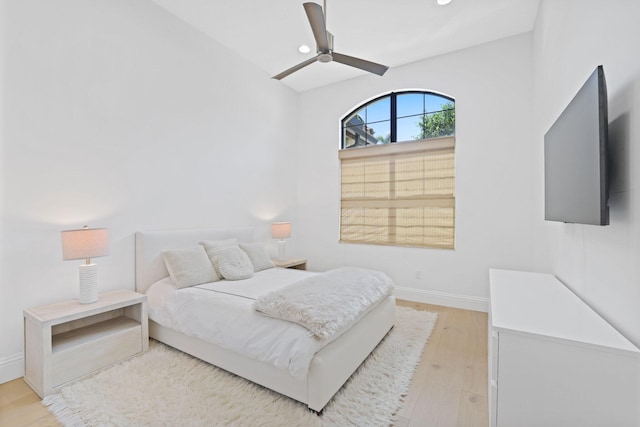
332 52 389 76
303 2 329 52
272 56 319 80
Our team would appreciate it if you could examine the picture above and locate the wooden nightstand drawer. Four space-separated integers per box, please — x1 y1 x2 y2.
51 318 142 387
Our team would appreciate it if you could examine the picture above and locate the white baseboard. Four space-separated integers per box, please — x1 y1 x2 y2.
395 286 488 312
0 352 24 384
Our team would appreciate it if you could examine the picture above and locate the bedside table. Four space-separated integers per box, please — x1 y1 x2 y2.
273 258 307 270
23 289 148 398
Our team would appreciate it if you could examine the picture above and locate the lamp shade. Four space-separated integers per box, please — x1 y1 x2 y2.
271 222 291 239
61 227 110 261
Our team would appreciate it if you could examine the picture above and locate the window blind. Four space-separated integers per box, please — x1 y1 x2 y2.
339 136 455 249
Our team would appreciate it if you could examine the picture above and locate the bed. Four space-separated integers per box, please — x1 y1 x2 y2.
135 227 396 412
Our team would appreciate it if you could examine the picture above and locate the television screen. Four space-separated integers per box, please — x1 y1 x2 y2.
544 66 609 225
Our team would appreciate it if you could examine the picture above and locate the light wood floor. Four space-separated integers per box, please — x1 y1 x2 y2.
0 301 488 427
395 300 488 427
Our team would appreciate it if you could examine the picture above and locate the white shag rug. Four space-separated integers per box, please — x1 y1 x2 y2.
44 306 437 427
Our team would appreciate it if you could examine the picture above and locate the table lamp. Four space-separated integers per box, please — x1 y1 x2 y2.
61 226 109 304
271 222 291 261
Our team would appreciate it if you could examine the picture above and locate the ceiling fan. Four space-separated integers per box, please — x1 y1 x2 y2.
273 1 389 80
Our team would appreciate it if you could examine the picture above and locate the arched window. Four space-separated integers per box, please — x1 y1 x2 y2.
342 91 455 149
339 90 456 249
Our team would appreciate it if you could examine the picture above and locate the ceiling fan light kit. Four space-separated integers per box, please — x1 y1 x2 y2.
273 1 389 80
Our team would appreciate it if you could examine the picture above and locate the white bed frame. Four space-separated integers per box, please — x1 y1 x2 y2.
135 227 395 412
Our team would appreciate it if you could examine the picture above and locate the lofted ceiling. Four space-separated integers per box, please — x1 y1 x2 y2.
151 0 540 92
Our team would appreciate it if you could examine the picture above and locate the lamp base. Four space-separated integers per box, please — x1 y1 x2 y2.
277 240 287 262
79 264 98 304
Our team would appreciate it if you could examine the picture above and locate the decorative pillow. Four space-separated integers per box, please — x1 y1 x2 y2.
162 246 219 288
200 238 239 274
213 246 254 280
239 243 275 272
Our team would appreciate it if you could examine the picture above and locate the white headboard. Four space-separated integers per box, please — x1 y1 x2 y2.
135 227 254 294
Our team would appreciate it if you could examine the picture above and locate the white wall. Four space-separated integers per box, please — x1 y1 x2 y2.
295 34 536 310
532 0 640 346
0 0 298 382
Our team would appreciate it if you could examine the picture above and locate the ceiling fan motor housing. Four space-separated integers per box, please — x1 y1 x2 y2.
318 53 333 63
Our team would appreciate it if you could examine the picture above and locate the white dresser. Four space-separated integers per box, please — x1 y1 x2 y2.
489 269 640 427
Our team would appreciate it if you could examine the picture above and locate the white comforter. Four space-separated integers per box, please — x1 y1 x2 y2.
146 268 385 380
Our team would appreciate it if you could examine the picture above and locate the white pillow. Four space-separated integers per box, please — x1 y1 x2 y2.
213 246 254 280
162 246 219 288
239 243 275 272
200 239 239 275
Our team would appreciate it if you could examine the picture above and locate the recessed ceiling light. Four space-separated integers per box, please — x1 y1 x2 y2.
298 44 311 54
437 0 452 5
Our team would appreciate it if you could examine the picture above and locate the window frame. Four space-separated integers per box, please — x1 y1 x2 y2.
341 90 455 149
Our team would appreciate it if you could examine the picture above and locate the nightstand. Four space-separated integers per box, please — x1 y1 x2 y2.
23 289 148 398
273 258 307 270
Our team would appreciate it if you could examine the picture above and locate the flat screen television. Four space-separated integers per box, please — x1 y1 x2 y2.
544 65 609 225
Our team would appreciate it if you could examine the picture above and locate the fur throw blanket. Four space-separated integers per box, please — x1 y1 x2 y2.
254 267 394 339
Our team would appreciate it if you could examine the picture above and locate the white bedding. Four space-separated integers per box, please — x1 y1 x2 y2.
146 268 378 380
255 267 394 339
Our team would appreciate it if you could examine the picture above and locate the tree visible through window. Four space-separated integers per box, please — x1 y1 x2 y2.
339 91 456 249
416 102 455 139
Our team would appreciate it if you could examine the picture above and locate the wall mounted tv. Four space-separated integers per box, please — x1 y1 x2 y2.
544 65 609 225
